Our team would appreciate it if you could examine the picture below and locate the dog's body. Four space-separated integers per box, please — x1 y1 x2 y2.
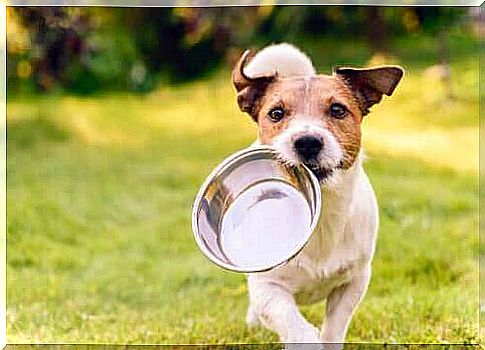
231 43 403 344
246 153 377 343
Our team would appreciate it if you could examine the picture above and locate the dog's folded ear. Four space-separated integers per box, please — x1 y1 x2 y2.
335 66 404 116
232 50 277 121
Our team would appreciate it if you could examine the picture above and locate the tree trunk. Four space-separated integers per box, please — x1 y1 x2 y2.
367 7 386 53
437 30 453 100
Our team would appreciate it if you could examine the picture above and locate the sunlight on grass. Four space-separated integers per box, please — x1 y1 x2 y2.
363 127 477 172
363 59 478 173
7 63 479 174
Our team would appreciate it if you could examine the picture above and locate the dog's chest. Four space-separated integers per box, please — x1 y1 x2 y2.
266 221 365 305
294 269 354 305
249 164 377 305
288 245 361 305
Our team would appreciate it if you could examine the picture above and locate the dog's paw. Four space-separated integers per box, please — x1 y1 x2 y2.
287 343 344 350
284 325 321 343
284 343 326 350
320 343 344 350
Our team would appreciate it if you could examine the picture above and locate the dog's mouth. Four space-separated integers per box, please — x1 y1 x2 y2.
303 162 334 182
273 150 342 182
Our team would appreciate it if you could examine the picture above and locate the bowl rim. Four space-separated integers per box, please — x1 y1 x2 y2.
191 145 322 273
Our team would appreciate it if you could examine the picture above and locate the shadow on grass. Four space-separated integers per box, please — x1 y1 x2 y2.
7 117 71 149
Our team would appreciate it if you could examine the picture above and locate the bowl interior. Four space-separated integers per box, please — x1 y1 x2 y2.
192 147 321 273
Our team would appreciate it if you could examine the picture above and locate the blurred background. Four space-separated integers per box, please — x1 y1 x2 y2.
6 6 480 344
7 7 482 94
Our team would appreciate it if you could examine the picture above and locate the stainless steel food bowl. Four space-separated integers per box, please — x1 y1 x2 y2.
192 146 322 273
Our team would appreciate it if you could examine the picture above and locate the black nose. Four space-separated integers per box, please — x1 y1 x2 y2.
294 136 323 161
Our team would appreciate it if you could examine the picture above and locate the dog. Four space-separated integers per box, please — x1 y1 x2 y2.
231 43 403 345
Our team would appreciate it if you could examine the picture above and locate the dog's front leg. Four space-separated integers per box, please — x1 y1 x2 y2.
320 266 371 344
248 277 320 343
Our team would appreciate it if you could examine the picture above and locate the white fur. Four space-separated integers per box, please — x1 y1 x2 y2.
244 43 316 78
244 44 379 346
272 118 343 170
246 155 378 344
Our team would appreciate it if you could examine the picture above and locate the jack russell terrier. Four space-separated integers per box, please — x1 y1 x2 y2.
231 43 403 344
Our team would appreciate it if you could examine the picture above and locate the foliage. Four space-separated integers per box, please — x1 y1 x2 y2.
7 6 476 94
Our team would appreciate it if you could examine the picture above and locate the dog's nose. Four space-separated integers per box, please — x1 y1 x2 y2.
294 136 323 161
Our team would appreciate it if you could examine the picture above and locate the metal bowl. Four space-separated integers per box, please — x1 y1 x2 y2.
191 146 321 273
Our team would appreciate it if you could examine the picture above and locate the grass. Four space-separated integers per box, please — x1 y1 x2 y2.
6 37 479 344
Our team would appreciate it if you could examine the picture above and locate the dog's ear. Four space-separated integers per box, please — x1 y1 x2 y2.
335 65 404 116
232 50 277 121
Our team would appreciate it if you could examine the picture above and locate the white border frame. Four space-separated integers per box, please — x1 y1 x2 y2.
2 2 482 348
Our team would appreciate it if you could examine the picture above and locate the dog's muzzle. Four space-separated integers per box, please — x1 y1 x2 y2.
294 135 323 163
293 135 338 181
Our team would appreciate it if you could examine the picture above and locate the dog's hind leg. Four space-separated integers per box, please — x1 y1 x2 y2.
248 276 320 343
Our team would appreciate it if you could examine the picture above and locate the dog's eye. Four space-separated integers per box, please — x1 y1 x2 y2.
268 107 285 122
329 103 347 119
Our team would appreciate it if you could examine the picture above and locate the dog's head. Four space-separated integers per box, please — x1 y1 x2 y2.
232 44 403 183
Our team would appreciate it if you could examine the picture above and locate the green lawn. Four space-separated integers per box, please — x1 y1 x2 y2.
6 38 479 343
